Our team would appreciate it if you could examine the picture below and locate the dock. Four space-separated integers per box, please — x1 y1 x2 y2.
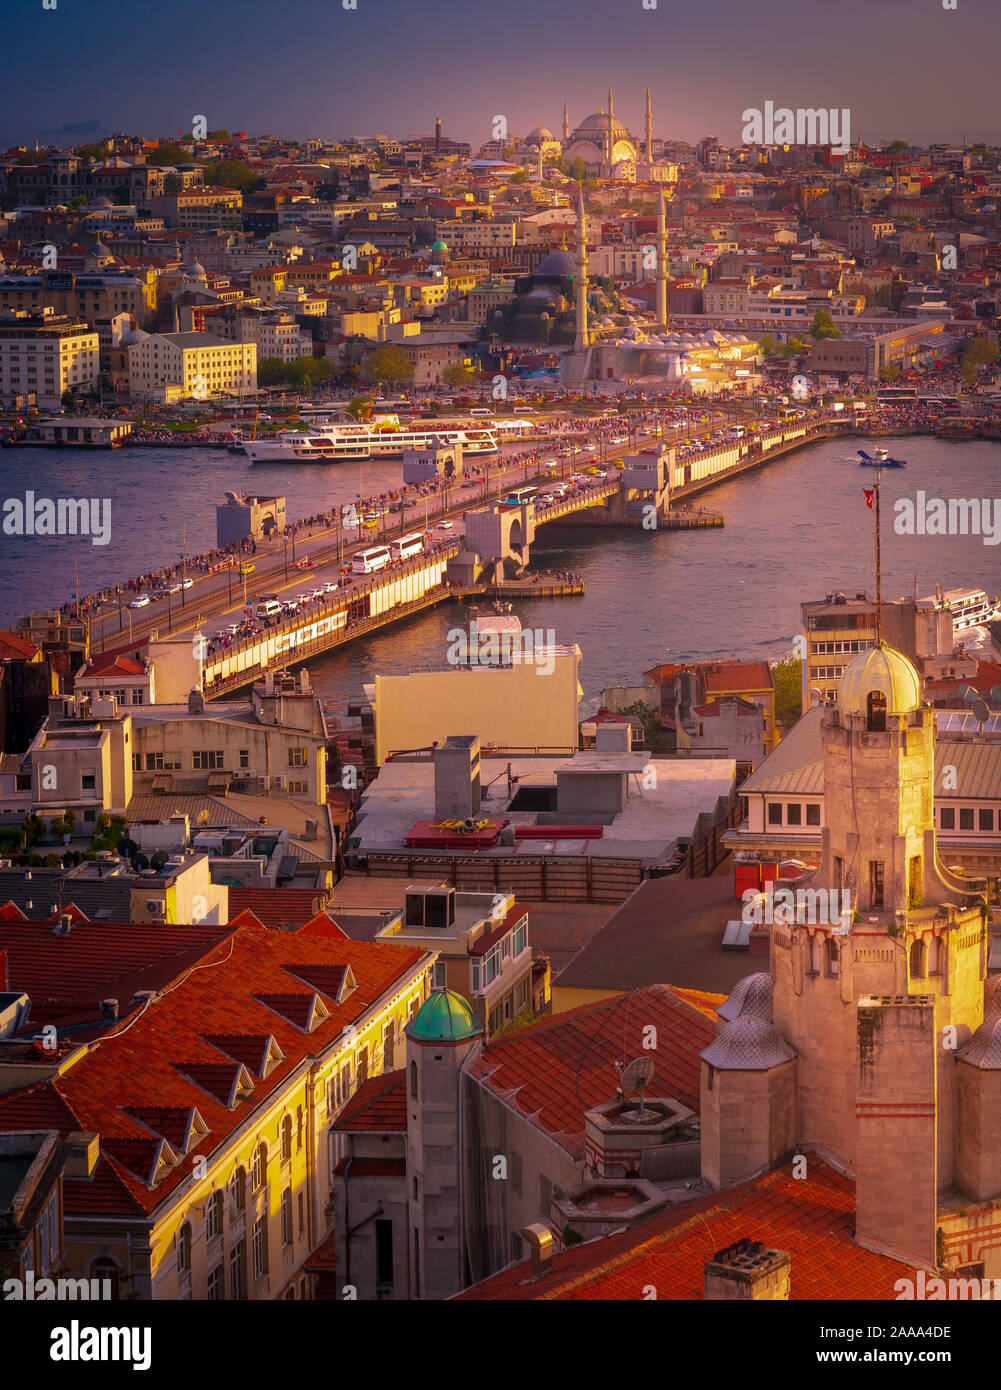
661 509 725 529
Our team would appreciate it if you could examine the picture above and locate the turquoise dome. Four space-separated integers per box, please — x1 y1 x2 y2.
432 239 448 252
407 989 480 1042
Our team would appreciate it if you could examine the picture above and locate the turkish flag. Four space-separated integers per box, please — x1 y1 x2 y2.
864 489 874 509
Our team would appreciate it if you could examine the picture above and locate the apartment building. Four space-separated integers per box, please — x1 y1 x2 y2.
0 313 99 408
153 187 243 231
125 329 256 402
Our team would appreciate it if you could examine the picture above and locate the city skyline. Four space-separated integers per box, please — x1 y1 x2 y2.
3 0 1001 150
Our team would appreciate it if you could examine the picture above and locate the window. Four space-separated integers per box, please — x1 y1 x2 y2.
866 690 887 732
193 750 224 769
513 921 526 956
410 1060 418 1100
131 690 144 705
806 804 821 826
940 807 956 830
980 809 994 832
81 772 96 792
383 1021 395 1070
298 1192 305 1235
207 1265 223 1300
825 937 839 978
281 1188 293 1247
515 977 529 1013
15 773 31 791
252 1143 267 1190
296 1106 303 1151
280 1115 292 1165
252 1216 268 1281
132 753 142 772
230 1166 246 1211
239 749 250 768
91 1256 121 1299
910 939 926 978
230 1240 246 1299
431 960 447 988
375 1218 394 1286
206 1189 223 1241
767 802 782 825
177 1222 191 1274
959 808 975 831
288 747 307 767
357 1048 369 1087
786 803 802 826
869 860 884 909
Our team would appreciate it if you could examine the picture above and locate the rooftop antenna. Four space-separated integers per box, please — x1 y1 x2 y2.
618 1056 656 1119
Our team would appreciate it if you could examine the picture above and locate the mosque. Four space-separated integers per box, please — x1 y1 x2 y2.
517 88 674 183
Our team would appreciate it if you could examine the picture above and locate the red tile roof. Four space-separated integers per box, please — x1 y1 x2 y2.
0 922 426 1216
77 652 145 678
226 887 330 929
468 985 716 1158
455 1160 924 1300
333 1069 407 1133
0 629 40 662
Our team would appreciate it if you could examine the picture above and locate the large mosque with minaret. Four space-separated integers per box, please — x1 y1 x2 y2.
519 87 672 182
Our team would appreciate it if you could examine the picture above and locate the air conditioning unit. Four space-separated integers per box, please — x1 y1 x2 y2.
145 898 165 913
272 775 287 791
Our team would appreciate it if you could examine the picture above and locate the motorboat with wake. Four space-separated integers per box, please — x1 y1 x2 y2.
858 447 906 468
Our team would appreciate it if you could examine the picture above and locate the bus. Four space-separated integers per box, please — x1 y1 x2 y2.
776 407 800 421
352 545 392 575
875 387 918 403
390 533 425 562
502 487 537 505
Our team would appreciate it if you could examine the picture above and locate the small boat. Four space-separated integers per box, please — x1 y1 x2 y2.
858 447 906 468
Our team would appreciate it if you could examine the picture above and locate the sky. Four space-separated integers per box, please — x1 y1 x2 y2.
2 0 999 151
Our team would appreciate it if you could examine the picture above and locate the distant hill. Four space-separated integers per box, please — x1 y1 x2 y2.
36 119 110 140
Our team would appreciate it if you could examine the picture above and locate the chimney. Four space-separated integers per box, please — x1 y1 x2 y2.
520 1223 554 1277
62 1131 100 1179
188 688 205 715
53 912 73 936
101 998 119 1021
704 1239 791 1300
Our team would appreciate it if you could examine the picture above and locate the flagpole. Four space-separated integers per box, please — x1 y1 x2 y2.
875 462 882 647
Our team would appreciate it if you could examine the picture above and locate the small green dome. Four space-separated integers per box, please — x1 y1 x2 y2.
837 642 921 718
407 989 480 1042
432 239 448 252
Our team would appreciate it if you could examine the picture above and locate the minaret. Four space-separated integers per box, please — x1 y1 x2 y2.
574 184 589 351
562 101 570 142
607 87 615 172
645 87 654 167
656 184 667 326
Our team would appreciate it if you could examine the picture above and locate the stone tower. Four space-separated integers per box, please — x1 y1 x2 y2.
405 989 483 1300
713 644 988 1268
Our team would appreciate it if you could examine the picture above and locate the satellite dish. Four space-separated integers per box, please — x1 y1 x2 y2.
618 1056 656 1118
150 850 169 871
117 836 138 858
972 698 991 725
130 853 150 872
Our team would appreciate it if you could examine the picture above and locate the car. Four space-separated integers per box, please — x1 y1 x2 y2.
322 581 339 594
181 578 194 589
129 594 151 609
437 521 454 530
310 587 327 600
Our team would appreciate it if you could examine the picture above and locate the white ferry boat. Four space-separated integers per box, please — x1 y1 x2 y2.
238 421 499 463
923 586 1001 632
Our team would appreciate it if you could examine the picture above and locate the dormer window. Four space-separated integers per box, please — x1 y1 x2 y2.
866 691 887 732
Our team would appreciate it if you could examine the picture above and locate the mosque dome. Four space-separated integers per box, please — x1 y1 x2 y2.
407 988 481 1042
526 126 554 145
700 1014 795 1071
574 111 629 142
535 248 576 278
837 643 921 720
186 261 207 279
432 239 448 252
91 196 113 208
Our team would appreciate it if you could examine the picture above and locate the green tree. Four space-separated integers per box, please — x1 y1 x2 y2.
568 157 587 182
345 395 372 419
771 655 803 728
442 362 473 386
112 183 130 204
147 142 190 167
61 389 76 409
881 362 902 382
256 357 288 386
810 309 841 340
884 139 909 152
207 129 231 140
290 355 335 391
202 159 261 195
508 169 529 185
361 345 415 385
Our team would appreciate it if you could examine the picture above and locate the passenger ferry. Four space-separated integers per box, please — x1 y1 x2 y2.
238 421 499 463
936 587 1001 632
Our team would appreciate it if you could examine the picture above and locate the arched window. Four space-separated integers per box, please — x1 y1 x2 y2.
280 1115 292 1164
90 1255 122 1299
929 936 942 975
410 1060 418 1099
177 1222 192 1273
230 1166 246 1211
252 1143 267 1190
866 691 887 732
826 937 839 978
910 939 926 978
206 1189 224 1241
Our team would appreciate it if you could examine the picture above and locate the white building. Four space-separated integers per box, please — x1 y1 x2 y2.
0 313 99 408
124 329 256 403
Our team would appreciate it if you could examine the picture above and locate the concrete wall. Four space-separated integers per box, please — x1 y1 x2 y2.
700 1061 796 1190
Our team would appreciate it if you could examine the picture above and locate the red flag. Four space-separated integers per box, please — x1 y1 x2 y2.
863 489 874 509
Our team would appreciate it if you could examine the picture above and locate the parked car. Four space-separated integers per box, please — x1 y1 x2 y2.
129 594 151 608
181 578 194 589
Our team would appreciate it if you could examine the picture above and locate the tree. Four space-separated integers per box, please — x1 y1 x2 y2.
810 309 841 341
61 389 76 409
361 345 414 385
147 142 190 167
567 156 587 182
771 655 803 729
881 362 902 382
345 395 372 419
508 169 529 185
256 357 288 386
291 355 335 391
202 159 261 195
884 139 909 152
112 183 130 204
207 129 231 140
442 362 474 386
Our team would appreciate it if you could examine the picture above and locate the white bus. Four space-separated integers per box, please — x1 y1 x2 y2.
352 545 392 575
390 533 425 562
